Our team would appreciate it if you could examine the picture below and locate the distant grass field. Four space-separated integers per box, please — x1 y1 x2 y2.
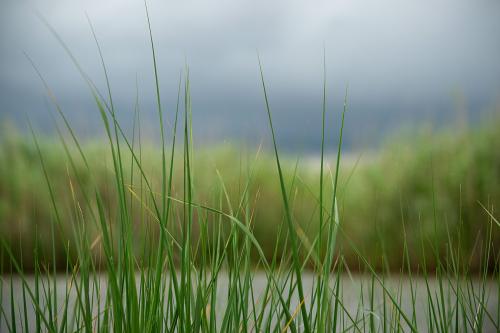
1 114 498 272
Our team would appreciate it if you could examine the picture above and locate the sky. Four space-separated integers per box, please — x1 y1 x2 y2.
1 0 500 151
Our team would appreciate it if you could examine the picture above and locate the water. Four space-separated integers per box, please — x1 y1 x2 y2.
1 273 498 332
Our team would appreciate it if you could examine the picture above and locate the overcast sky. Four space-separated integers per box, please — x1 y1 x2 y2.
1 0 499 151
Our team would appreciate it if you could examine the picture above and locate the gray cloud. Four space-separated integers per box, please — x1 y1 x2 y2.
1 0 499 151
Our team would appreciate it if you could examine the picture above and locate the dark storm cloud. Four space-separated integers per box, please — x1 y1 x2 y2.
1 0 499 150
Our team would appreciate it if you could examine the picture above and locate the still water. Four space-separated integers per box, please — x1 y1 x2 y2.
1 273 498 332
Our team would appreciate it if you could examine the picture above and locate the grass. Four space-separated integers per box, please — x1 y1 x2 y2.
1 7 499 332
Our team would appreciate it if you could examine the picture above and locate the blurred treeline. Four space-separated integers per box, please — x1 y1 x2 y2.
0 116 498 272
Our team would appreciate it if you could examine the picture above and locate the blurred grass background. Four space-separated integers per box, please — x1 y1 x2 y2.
0 115 498 272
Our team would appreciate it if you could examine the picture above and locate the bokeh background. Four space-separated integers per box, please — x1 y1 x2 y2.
1 0 499 270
